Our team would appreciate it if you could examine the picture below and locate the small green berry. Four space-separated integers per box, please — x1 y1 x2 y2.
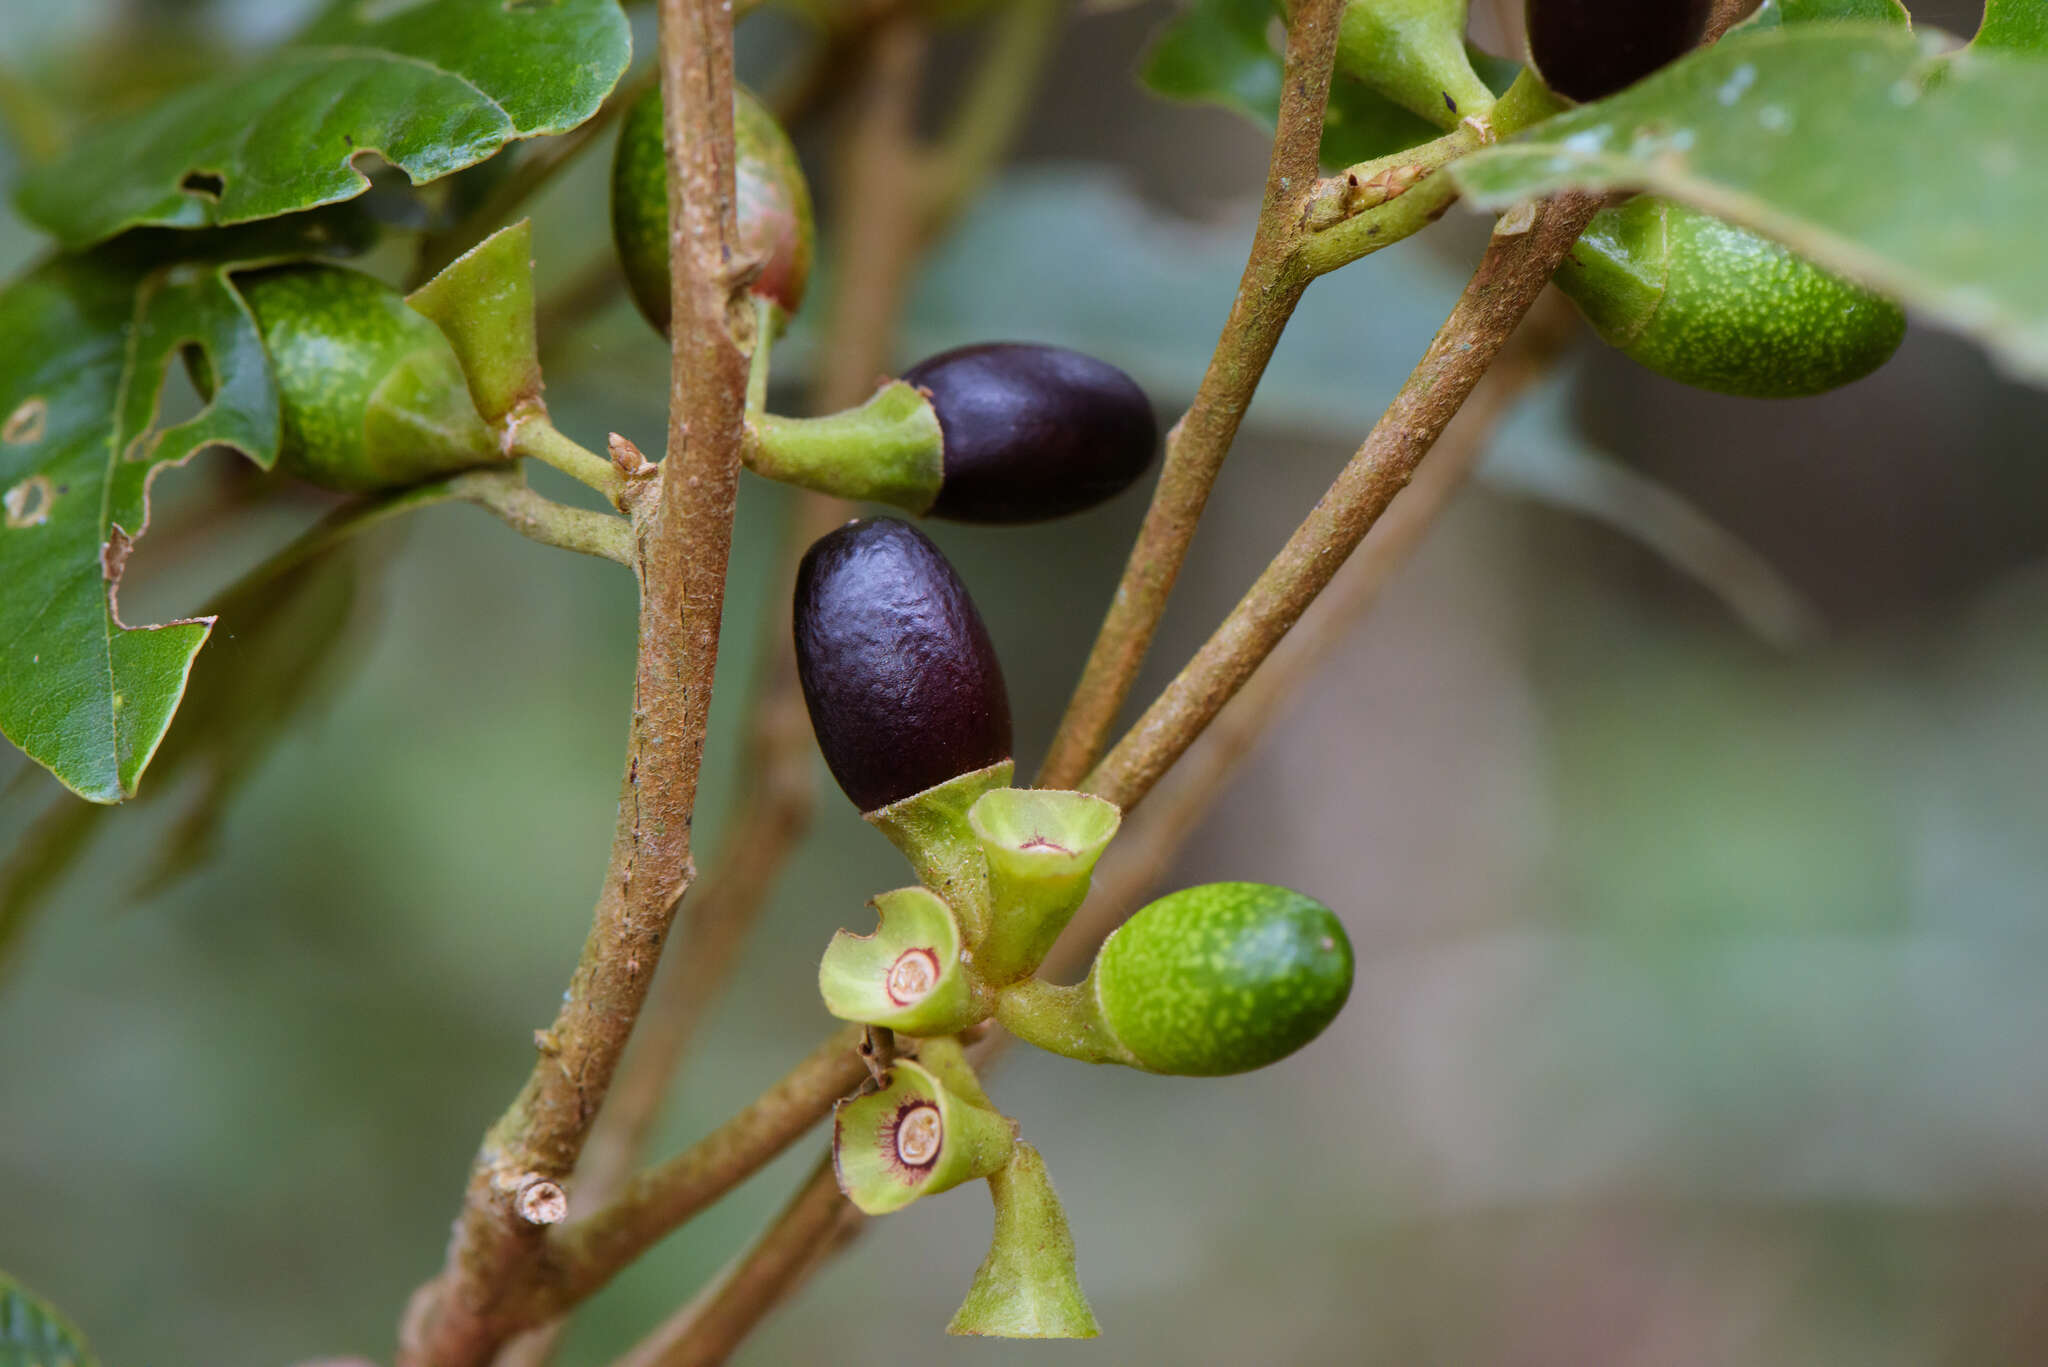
235 264 497 492
1093 882 1354 1077
1554 196 1906 398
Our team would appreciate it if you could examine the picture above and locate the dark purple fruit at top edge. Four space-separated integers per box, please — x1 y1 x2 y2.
1525 0 1713 103
900 343 1158 525
794 518 1013 813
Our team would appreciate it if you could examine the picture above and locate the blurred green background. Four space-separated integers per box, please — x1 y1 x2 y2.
6 1 2048 1363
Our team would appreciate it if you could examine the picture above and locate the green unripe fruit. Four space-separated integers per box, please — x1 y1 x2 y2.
612 83 815 337
1095 882 1353 1076
1554 196 1906 399
235 265 497 492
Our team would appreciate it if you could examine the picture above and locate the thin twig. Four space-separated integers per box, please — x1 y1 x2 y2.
556 645 817 1208
509 416 629 506
1034 0 1346 788
766 0 908 131
453 469 634 564
813 13 930 411
395 0 751 1357
539 1027 867 1310
611 1156 851 1367
1084 195 1601 810
491 551 828 1367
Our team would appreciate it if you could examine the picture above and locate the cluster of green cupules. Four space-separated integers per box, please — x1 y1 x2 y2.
790 513 1353 1337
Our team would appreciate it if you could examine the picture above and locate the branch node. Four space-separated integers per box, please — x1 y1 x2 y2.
609 432 657 480
515 1179 569 1227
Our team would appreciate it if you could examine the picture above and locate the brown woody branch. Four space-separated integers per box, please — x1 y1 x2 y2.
396 0 752 1359
612 1156 852 1367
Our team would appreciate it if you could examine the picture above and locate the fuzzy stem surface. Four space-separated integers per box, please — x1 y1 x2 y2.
395 0 751 1358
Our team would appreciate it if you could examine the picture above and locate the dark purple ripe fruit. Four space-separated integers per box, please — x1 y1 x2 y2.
1525 0 1712 103
901 343 1158 524
794 518 1013 812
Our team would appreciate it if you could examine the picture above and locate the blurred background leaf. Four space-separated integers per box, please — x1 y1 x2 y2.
0 1270 96 1367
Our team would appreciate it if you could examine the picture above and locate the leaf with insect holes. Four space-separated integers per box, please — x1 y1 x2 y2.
0 1270 98 1367
1451 28 2048 385
0 245 280 804
15 0 630 250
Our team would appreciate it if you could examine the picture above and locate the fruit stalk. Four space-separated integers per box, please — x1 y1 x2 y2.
1336 0 1497 127
948 1143 1099 1339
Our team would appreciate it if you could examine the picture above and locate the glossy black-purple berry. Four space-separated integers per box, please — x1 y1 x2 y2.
900 343 1157 525
1525 0 1712 103
794 518 1013 812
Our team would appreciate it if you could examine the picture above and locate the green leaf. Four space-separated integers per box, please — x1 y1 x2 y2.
1450 29 2048 384
1736 0 1910 31
1138 0 1282 125
0 244 284 803
0 1271 97 1367
1975 0 2048 52
1319 77 1450 166
15 0 630 250
1138 0 1449 166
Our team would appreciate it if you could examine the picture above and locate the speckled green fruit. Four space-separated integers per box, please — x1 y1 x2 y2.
235 265 496 492
1554 196 1906 399
1094 882 1353 1076
612 83 814 337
